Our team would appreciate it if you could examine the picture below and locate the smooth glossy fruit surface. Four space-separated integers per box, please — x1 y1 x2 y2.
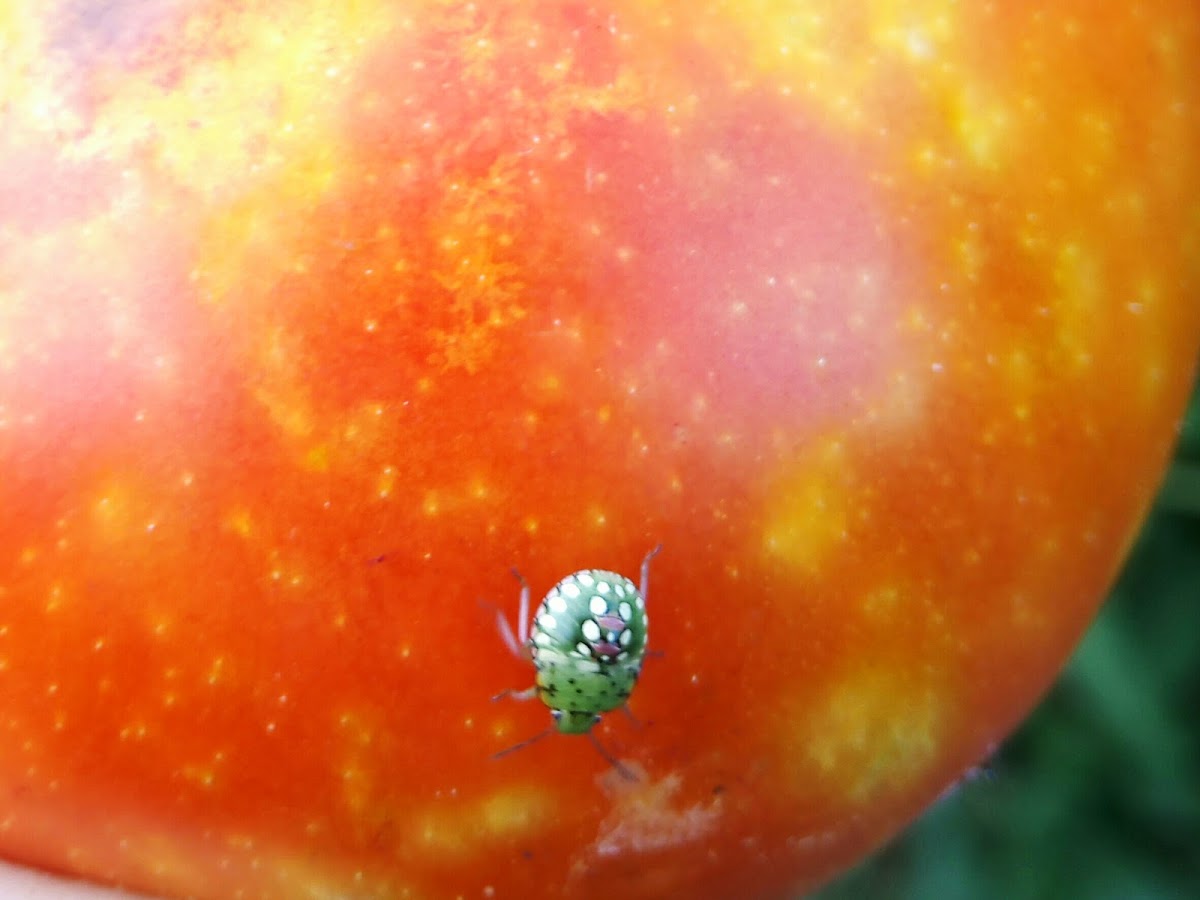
1 3 1198 898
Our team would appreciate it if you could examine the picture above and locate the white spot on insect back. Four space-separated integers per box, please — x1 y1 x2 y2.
597 581 611 595
619 630 632 647
575 642 591 656
538 613 558 631
618 601 633 621
576 572 596 587
635 594 645 609
548 594 567 614
581 620 602 641
614 583 627 598
562 582 582 599
534 632 553 647
589 596 607 616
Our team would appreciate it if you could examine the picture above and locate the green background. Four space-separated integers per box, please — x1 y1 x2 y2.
812 373 1200 900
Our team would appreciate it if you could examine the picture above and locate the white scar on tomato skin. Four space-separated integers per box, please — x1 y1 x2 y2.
0 861 134 899
580 772 723 862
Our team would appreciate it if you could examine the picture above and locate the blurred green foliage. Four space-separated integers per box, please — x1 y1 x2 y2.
811 374 1200 900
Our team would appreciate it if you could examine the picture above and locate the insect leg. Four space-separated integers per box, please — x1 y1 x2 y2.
493 606 525 660
639 544 663 601
492 726 555 760
510 567 531 645
586 732 638 781
491 685 539 703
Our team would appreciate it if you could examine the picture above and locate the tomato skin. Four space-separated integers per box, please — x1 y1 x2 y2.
1 2 1198 898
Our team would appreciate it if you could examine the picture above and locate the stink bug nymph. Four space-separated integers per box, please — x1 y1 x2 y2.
492 545 661 778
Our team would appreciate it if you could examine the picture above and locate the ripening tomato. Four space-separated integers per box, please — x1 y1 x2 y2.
1 2 1198 898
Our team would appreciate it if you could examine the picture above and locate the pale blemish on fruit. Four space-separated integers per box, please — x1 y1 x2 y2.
792 666 942 807
414 786 555 860
762 437 862 573
584 772 722 860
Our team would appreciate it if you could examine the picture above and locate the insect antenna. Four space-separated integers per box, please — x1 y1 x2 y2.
586 732 637 781
492 727 555 760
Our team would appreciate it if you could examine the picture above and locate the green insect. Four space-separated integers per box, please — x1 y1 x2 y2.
492 544 662 778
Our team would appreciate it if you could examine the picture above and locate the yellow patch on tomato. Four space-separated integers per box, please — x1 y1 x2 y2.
796 664 942 806
761 437 860 573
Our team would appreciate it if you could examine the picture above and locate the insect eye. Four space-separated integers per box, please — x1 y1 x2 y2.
551 710 563 721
